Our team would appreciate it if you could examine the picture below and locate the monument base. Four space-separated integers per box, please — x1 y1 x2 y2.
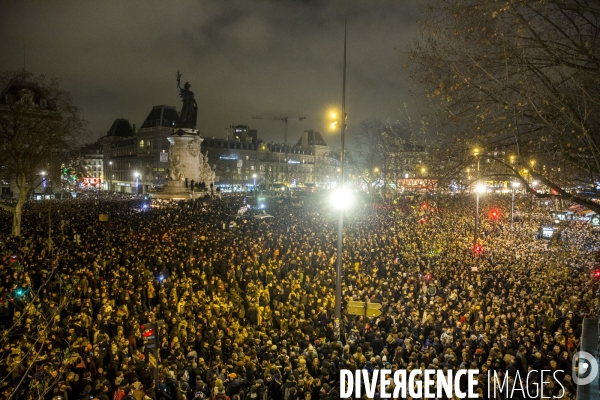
149 124 215 201
149 180 208 200
149 186 208 200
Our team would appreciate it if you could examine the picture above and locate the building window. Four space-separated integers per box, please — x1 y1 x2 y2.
147 140 151 149
139 140 145 149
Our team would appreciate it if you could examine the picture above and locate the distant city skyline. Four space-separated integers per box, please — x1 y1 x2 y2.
0 1 429 145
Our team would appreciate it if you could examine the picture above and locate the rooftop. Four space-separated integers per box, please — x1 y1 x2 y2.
297 130 327 147
107 118 134 137
140 105 180 129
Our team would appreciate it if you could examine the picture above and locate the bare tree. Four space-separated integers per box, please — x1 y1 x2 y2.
354 119 420 202
0 70 85 236
410 0 600 211
354 119 389 200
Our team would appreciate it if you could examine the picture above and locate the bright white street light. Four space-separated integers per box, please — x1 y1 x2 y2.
512 181 520 188
475 183 486 193
330 187 353 210
532 181 538 187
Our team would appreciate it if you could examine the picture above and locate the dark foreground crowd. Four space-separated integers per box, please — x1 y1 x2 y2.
0 191 597 400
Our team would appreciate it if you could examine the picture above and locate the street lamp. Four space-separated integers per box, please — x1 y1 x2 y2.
474 183 486 247
330 186 352 337
473 148 481 174
531 180 538 210
134 171 139 194
472 148 481 196
329 21 348 339
330 187 353 209
330 110 346 330
253 173 257 192
109 161 113 192
511 181 520 225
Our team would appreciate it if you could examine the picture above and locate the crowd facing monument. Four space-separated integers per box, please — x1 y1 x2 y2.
0 191 594 400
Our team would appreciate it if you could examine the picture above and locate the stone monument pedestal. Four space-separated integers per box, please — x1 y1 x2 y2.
150 180 206 200
149 128 214 200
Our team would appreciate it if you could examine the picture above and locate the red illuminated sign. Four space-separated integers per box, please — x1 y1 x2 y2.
83 178 103 186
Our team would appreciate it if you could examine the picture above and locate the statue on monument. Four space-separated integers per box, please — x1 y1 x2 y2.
176 70 198 129
169 159 185 181
202 152 216 184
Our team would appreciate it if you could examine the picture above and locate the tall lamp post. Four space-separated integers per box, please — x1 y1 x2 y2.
472 148 482 248
473 148 481 180
531 180 538 210
474 183 485 247
421 167 428 206
330 111 346 337
40 171 52 248
134 171 139 195
109 161 113 192
328 21 347 338
511 181 520 225
330 188 352 336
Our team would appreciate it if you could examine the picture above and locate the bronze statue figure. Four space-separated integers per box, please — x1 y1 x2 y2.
176 70 198 128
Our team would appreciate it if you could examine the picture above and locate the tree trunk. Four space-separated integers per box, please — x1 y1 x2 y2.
11 203 21 237
11 174 28 237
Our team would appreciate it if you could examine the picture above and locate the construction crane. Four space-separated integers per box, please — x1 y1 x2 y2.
251 116 307 145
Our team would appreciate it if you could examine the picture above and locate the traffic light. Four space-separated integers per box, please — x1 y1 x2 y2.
425 273 432 281
593 268 600 280
489 209 500 220
141 324 156 349
473 244 483 254
141 320 165 350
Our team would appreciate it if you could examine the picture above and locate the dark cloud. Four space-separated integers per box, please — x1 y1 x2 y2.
0 0 429 145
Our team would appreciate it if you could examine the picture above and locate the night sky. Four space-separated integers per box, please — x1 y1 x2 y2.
0 1 428 146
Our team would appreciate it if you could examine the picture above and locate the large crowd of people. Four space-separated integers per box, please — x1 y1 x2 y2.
0 190 596 400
